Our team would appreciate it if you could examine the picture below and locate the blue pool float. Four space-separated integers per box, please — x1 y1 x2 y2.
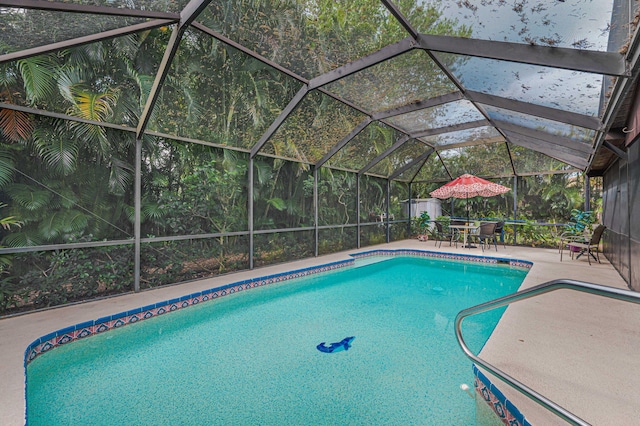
317 336 355 353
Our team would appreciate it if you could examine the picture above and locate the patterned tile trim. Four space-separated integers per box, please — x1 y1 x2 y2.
24 259 354 366
473 365 532 426
352 249 533 269
24 250 532 366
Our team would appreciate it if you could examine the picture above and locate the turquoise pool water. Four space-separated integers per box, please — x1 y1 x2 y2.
26 256 528 425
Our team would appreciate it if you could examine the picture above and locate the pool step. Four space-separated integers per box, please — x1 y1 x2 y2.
353 256 395 267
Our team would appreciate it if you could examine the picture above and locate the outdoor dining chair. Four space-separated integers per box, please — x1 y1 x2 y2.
472 222 498 252
558 230 586 253
560 224 606 265
432 221 457 248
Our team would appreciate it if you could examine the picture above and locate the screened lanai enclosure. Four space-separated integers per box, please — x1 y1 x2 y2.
1 0 640 314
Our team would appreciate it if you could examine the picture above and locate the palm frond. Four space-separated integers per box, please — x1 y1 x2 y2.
66 86 118 155
108 156 133 195
125 60 154 110
56 66 84 103
37 209 88 240
54 186 80 209
0 202 23 231
63 210 90 234
222 149 246 173
108 68 143 126
4 183 53 211
0 253 13 269
2 230 42 247
111 34 140 61
0 214 21 229
69 43 105 67
182 86 204 124
266 197 286 211
69 88 117 121
0 146 16 189
123 204 135 223
33 129 79 176
141 200 164 220
69 120 109 156
17 56 58 102
254 160 273 187
0 108 34 142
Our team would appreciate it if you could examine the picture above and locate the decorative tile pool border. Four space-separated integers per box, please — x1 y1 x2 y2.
352 249 533 270
24 249 532 366
24 259 354 366
474 365 532 426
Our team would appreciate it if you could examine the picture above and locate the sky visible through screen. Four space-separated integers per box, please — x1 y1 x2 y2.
420 0 620 121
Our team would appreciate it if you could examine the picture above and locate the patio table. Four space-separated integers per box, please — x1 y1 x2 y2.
450 223 480 249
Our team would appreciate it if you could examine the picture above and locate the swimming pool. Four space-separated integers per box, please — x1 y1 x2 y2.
25 251 530 425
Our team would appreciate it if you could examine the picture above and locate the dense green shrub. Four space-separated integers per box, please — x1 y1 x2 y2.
2 244 134 315
254 232 314 267
141 237 249 289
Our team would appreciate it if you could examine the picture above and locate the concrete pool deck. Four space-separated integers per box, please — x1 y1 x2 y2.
1 241 638 425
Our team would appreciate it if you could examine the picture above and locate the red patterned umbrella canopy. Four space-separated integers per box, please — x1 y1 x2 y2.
429 174 510 222
429 174 510 199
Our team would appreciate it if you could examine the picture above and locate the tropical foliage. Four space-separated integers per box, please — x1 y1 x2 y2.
0 0 596 314
416 211 431 234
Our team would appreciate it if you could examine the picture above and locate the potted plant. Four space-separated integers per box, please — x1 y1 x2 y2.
416 211 431 241
564 209 596 252
567 209 596 235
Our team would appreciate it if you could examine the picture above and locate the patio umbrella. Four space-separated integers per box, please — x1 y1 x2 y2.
429 174 510 223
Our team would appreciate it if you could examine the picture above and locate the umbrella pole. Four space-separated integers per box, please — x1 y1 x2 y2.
466 190 469 224
466 199 469 224
465 192 476 248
